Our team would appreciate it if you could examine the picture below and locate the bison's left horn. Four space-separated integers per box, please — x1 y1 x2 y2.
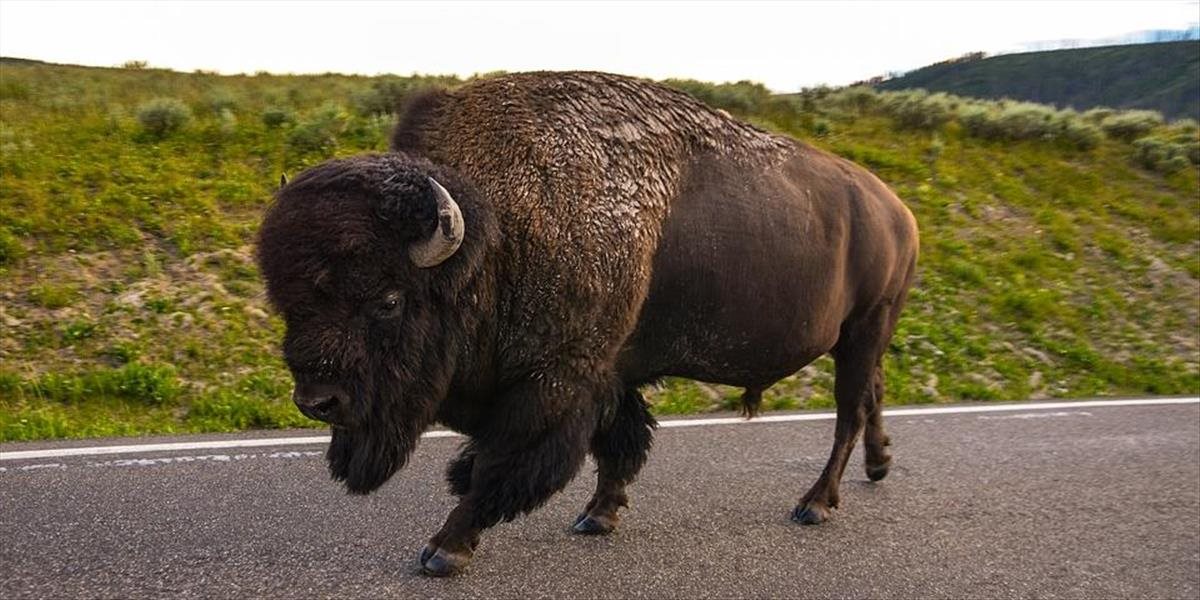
409 177 464 268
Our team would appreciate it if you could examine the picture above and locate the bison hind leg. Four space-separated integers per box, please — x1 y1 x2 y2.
862 367 892 482
794 301 898 526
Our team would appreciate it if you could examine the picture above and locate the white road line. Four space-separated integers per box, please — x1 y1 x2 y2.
653 397 1196 428
976 411 1092 420
0 451 326 473
1 397 1196 462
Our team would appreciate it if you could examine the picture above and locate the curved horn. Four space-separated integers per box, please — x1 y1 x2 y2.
408 177 464 268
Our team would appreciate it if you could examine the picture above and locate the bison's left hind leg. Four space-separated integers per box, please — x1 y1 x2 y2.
793 304 892 525
862 366 892 482
573 386 657 535
863 293 907 482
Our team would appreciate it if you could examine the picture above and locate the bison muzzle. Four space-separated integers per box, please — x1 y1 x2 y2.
257 72 919 577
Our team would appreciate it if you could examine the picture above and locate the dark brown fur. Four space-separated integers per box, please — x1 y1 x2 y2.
257 71 918 576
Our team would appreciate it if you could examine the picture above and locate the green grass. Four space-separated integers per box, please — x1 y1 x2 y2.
0 59 1197 441
28 283 78 309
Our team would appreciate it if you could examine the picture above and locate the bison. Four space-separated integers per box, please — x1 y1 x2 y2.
257 71 918 577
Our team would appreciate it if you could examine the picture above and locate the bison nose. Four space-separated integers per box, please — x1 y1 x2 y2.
293 383 348 424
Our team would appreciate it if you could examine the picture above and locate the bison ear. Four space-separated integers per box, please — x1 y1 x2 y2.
369 170 465 267
408 177 464 268
369 170 441 242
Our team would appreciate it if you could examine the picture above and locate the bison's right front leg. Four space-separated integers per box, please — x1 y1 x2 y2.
420 383 595 577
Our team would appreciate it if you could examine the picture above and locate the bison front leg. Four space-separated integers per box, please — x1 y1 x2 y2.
444 440 478 497
420 388 595 577
573 386 656 535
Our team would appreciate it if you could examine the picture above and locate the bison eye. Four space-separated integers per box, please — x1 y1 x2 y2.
374 292 404 318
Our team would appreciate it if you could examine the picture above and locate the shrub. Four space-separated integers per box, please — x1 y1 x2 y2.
830 86 878 114
1132 137 1192 173
663 79 773 114
1169 118 1199 134
61 319 97 342
1081 107 1116 123
1169 138 1200 165
925 134 945 181
1164 120 1200 164
879 90 954 130
104 342 141 364
958 103 1000 138
343 113 394 149
1101 110 1164 141
261 106 295 128
287 102 347 155
217 108 237 136
103 107 127 135
960 101 1058 141
350 75 460 116
1162 154 1190 172
957 101 1101 149
136 97 191 139
0 228 24 265
206 88 239 114
29 283 77 309
1057 113 1104 150
121 60 149 70
994 102 1058 140
351 78 413 116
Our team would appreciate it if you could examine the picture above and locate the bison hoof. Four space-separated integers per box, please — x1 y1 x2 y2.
419 543 437 565
791 503 831 525
571 512 617 535
866 459 891 482
419 546 471 577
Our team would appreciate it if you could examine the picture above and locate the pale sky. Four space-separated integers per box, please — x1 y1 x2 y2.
0 1 1196 91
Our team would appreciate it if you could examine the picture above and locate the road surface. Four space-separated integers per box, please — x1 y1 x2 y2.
2 398 1198 598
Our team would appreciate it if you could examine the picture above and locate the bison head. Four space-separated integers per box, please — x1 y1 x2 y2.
256 153 488 494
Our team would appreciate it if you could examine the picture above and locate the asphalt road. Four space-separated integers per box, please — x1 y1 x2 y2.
2 399 1198 599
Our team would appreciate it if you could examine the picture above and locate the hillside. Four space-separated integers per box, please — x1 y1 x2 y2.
0 60 1197 441
877 41 1200 120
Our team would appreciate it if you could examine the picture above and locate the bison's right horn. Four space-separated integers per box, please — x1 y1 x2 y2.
409 177 464 268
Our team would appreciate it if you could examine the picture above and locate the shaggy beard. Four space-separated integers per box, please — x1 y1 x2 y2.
325 381 434 495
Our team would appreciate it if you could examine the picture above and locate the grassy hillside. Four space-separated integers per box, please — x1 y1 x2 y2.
1 59 1197 441
877 41 1200 120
